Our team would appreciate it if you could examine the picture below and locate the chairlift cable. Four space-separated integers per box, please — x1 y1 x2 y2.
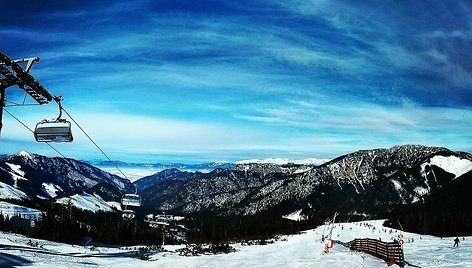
3 108 67 158
61 107 131 182
22 92 27 105
5 103 42 107
5 106 140 217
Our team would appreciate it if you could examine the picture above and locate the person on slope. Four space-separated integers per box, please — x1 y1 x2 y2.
453 237 460 248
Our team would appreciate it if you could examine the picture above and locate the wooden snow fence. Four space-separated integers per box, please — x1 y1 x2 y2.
335 238 405 267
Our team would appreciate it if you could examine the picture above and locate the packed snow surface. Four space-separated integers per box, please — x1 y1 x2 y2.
0 220 470 267
55 193 114 212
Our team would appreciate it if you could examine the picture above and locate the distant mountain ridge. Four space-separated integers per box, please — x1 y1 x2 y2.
235 158 330 166
86 158 329 172
86 160 236 172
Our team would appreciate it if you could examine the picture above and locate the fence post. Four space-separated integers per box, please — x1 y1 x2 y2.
399 246 405 267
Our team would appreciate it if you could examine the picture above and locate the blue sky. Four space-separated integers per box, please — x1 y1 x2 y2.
1 0 471 163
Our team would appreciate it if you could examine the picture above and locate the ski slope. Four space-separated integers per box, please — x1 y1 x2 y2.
40 183 63 198
0 182 30 201
0 201 41 219
0 220 470 267
55 193 115 213
421 155 472 179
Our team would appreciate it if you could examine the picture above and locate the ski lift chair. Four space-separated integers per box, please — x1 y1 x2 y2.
34 120 73 142
122 210 136 220
121 194 142 207
34 96 73 143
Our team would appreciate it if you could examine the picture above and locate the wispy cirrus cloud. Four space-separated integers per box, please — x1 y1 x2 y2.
2 0 472 162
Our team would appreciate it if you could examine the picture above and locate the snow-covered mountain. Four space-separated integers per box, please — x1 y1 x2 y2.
137 145 472 218
0 151 133 202
2 145 472 219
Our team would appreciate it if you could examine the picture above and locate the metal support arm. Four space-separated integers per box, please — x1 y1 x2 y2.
13 57 40 73
0 52 55 136
0 87 5 135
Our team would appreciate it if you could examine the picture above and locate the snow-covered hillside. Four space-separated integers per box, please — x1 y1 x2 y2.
0 151 134 201
40 183 63 198
55 193 115 213
0 181 30 200
421 155 472 178
0 220 470 267
0 201 41 219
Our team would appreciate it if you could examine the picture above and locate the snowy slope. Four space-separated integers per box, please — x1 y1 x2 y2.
422 155 472 178
0 181 30 200
5 162 28 188
5 162 25 176
0 151 134 200
0 201 41 219
0 220 470 267
41 183 63 198
106 201 122 211
282 209 306 221
55 193 115 213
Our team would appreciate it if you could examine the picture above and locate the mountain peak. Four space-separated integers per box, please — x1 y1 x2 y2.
17 150 33 159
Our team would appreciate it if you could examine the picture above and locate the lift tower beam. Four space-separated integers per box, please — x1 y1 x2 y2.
0 87 5 134
0 52 55 135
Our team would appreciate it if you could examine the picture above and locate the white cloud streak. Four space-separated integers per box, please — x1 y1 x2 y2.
2 0 472 162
